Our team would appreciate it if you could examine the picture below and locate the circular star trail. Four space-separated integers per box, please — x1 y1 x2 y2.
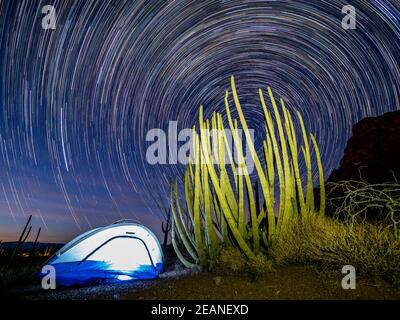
0 0 399 241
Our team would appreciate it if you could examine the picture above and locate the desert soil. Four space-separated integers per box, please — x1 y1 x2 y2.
12 266 400 300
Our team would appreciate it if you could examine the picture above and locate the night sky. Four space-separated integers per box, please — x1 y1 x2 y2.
0 0 399 243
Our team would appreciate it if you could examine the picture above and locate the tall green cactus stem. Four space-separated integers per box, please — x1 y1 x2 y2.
199 106 255 259
266 87 293 236
193 132 207 269
201 140 219 262
171 217 197 269
231 77 276 244
259 89 284 240
224 94 259 251
282 101 305 216
311 134 325 215
298 112 314 214
170 179 198 263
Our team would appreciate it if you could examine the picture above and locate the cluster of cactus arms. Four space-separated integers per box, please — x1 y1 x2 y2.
170 76 325 270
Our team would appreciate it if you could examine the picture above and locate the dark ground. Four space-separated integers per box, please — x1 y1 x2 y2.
7 266 400 300
2 247 400 300
122 266 400 300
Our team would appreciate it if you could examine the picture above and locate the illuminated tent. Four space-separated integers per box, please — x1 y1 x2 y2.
39 221 163 286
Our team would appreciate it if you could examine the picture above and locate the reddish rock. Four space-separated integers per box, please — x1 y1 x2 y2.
328 110 400 184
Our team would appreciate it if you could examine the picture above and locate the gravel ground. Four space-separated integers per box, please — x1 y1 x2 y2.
13 269 194 300
9 265 400 300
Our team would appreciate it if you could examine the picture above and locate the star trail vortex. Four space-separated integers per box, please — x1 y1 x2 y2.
0 0 399 242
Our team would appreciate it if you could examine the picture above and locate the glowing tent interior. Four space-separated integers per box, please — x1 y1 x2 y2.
38 221 164 286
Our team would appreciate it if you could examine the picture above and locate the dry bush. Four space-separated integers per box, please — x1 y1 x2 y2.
272 213 400 285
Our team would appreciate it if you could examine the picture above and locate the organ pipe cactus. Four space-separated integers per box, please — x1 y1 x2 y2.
171 76 325 270
9 214 32 263
32 227 42 253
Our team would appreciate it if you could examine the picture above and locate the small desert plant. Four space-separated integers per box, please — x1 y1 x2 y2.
215 246 274 280
43 247 52 257
161 209 172 253
171 76 325 270
216 246 247 273
154 192 172 253
272 213 400 285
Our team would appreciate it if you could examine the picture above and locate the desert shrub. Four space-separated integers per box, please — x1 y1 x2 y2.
245 254 275 280
327 180 400 236
272 213 400 285
215 246 274 280
215 246 246 273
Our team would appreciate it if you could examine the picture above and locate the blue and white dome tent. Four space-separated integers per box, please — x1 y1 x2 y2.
38 220 164 286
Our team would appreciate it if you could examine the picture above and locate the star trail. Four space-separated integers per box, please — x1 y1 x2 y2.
0 0 399 242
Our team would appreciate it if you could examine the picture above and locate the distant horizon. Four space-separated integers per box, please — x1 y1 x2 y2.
0 214 165 243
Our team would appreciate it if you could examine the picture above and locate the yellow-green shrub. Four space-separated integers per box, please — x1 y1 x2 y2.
272 213 400 285
215 246 274 280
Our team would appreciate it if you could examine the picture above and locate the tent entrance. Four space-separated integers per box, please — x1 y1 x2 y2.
78 235 156 272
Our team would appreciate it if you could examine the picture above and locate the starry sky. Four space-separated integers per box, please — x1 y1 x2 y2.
0 0 399 243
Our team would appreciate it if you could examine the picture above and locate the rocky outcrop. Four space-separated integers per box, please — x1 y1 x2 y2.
328 110 400 184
